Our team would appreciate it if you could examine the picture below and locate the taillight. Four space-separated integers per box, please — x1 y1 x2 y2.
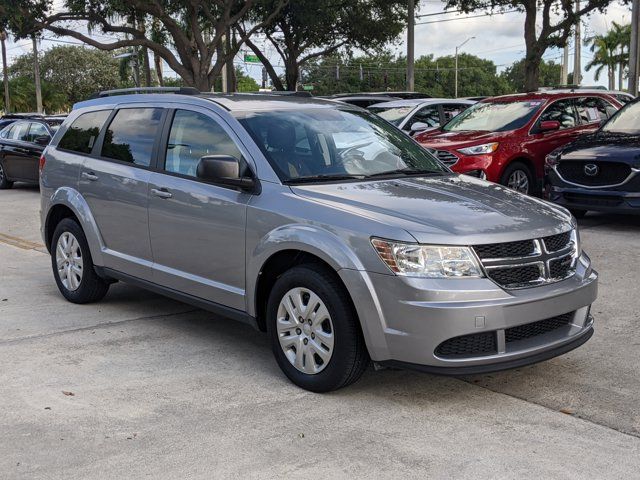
39 153 46 173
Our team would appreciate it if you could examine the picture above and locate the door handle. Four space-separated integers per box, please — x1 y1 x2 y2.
151 188 173 199
82 171 99 181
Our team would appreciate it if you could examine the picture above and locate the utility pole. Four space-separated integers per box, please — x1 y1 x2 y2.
455 36 474 98
629 0 640 95
561 43 569 85
573 0 581 85
0 31 9 113
407 0 415 92
32 35 43 114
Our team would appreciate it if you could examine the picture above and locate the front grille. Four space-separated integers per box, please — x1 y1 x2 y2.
473 230 576 289
435 312 576 359
543 231 571 252
557 161 631 186
505 313 573 343
564 192 623 207
428 149 459 166
549 254 575 279
474 240 536 259
435 331 497 358
487 265 542 288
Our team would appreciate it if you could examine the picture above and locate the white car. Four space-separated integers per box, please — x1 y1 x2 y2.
368 98 476 136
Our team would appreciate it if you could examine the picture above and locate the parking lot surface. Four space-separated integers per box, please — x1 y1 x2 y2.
1 185 639 479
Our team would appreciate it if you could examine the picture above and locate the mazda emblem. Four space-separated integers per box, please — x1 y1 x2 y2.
584 163 599 176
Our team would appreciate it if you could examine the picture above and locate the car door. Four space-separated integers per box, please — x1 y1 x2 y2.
0 121 33 181
19 122 50 182
78 107 165 280
147 107 252 310
526 98 581 176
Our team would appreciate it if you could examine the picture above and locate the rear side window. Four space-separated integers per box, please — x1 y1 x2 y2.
9 122 30 141
27 122 49 142
575 97 616 123
101 108 163 167
58 110 110 154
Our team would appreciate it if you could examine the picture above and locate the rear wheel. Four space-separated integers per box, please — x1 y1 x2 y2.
266 265 369 392
500 161 534 195
0 161 13 189
51 218 109 303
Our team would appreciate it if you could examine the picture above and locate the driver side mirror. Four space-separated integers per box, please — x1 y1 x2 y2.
34 135 51 146
196 155 257 192
539 120 560 132
410 122 431 134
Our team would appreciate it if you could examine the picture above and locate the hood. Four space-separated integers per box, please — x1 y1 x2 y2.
559 133 640 166
291 175 573 245
415 129 513 149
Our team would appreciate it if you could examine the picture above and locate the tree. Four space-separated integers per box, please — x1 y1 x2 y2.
609 22 631 90
9 46 121 105
302 52 511 97
5 76 67 113
241 0 407 91
4 0 286 91
585 32 619 90
444 0 616 91
501 58 562 91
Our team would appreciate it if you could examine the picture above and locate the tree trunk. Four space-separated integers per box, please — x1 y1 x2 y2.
245 38 285 90
522 2 542 92
32 36 43 113
154 52 164 86
0 32 9 113
609 65 615 90
523 55 542 92
285 60 299 91
619 49 624 91
142 47 152 86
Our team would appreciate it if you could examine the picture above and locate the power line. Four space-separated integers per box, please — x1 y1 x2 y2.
416 9 520 25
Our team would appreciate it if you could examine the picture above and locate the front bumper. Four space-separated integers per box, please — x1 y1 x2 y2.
340 252 597 370
546 166 640 214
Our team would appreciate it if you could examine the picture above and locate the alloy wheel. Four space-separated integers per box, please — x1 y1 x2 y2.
507 169 530 194
276 287 335 375
55 232 84 291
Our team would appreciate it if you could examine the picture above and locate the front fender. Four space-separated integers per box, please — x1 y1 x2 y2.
45 187 105 266
246 224 367 317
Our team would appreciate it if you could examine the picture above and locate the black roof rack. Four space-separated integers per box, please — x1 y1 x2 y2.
90 86 201 99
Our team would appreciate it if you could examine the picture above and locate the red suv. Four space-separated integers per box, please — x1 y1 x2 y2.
414 92 622 194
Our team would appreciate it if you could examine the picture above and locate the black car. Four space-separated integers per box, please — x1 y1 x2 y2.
0 117 64 189
545 99 640 216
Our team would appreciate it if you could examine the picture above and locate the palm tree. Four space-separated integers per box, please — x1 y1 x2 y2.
610 22 631 91
585 33 618 90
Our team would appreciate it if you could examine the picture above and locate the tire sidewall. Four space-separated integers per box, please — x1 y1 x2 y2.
0 160 12 189
266 266 361 392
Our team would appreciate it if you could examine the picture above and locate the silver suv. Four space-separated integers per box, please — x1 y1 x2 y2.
40 89 597 392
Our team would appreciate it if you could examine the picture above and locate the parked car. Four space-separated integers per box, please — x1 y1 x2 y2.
414 91 622 195
0 116 64 189
548 87 635 106
324 94 403 108
546 98 640 216
40 88 597 392
368 98 476 135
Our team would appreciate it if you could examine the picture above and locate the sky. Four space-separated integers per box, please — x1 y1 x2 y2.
2 0 634 91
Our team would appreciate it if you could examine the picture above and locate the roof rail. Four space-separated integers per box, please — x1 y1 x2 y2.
90 86 201 99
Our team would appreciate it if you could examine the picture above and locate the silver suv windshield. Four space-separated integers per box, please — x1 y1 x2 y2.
602 101 640 134
235 108 448 183
443 100 543 132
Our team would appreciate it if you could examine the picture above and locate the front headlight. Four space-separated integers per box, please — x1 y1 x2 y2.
457 142 499 155
371 238 484 278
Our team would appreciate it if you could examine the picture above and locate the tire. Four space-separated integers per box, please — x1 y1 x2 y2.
500 161 535 195
266 264 369 392
569 208 587 219
0 161 13 190
51 218 109 303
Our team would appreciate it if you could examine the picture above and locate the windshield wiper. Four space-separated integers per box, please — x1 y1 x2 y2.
365 168 445 178
284 174 367 184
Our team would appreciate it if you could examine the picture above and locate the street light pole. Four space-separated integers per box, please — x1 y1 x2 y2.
455 36 475 98
407 0 415 92
0 31 9 113
629 0 640 95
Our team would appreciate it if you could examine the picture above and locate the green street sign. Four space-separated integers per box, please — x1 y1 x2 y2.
302 85 314 91
244 54 261 64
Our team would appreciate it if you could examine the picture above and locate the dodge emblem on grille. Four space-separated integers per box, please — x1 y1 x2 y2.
584 163 599 176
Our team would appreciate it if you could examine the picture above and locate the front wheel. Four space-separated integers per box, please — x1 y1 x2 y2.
51 218 109 303
266 265 369 392
500 161 534 195
0 161 13 189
